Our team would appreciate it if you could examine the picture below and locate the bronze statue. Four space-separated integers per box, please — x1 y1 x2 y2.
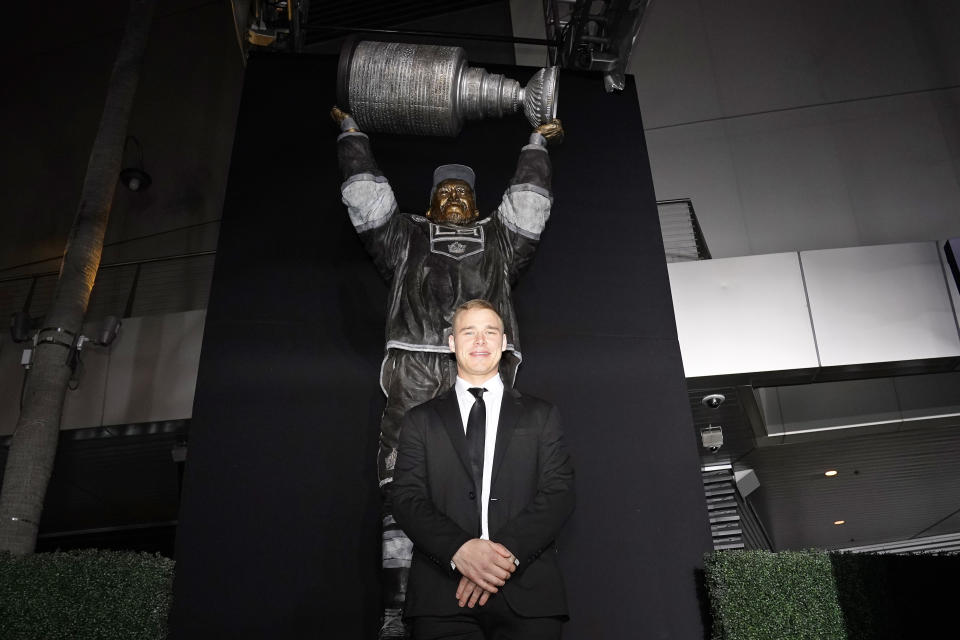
332 105 563 638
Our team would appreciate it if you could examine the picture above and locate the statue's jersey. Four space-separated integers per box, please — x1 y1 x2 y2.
364 213 535 363
337 131 554 387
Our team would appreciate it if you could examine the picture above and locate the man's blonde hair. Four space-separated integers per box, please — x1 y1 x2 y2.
452 299 504 330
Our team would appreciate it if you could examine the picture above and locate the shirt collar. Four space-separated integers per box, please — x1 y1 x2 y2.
455 373 503 395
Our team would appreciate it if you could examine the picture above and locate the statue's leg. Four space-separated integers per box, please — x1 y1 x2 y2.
378 350 454 639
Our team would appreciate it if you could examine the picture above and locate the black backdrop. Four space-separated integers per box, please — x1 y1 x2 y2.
170 53 712 639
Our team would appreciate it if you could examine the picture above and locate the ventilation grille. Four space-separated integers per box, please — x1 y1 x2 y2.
658 199 711 263
703 466 743 550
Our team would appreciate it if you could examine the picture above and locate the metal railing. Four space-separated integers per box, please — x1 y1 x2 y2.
0 251 216 327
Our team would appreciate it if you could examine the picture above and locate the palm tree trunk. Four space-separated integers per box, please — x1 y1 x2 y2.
0 0 157 555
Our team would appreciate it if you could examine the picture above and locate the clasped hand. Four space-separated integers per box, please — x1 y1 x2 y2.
330 105 349 123
452 539 516 608
535 118 564 144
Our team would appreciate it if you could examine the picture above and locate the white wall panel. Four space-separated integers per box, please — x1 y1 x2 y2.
668 252 819 377
802 242 960 366
103 310 205 426
0 310 206 436
61 336 111 428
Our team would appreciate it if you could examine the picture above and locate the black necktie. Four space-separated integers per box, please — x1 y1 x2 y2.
466 387 486 525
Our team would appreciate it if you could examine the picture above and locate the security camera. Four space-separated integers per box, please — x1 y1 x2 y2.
701 393 725 409
700 425 723 452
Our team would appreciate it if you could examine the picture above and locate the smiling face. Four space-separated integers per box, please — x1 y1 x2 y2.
448 306 508 385
427 179 478 224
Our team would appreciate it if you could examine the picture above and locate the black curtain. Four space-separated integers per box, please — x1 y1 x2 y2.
170 53 712 639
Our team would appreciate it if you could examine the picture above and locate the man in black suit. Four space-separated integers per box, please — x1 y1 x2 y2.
392 299 575 639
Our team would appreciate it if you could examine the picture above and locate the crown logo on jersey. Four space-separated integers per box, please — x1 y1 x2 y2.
430 223 484 260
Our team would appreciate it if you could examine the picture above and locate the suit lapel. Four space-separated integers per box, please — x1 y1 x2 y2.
435 390 473 478
492 387 522 486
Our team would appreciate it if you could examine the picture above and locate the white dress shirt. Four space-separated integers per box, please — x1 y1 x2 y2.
454 373 504 540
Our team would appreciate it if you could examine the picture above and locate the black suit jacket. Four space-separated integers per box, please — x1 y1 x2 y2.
392 386 575 619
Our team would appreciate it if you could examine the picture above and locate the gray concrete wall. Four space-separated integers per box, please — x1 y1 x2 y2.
632 0 960 257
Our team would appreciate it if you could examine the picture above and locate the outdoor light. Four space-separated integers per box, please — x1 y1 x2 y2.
825 470 838 477
119 135 152 192
834 520 845 525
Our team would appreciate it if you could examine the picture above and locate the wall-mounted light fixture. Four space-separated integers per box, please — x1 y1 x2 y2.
119 135 152 192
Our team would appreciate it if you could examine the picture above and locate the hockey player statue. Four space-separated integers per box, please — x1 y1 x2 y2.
332 105 563 638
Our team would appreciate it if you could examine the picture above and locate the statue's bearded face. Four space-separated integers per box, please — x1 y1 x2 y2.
427 179 478 224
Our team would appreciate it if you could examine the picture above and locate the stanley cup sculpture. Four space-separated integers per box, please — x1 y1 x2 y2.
337 40 559 137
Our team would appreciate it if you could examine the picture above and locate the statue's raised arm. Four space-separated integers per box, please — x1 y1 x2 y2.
490 118 564 286
332 106 402 281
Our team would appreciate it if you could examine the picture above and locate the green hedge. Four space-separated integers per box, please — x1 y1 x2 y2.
0 549 173 640
705 550 846 640
705 549 960 640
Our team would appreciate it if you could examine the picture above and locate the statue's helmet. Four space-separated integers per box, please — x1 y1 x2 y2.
427 164 479 224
